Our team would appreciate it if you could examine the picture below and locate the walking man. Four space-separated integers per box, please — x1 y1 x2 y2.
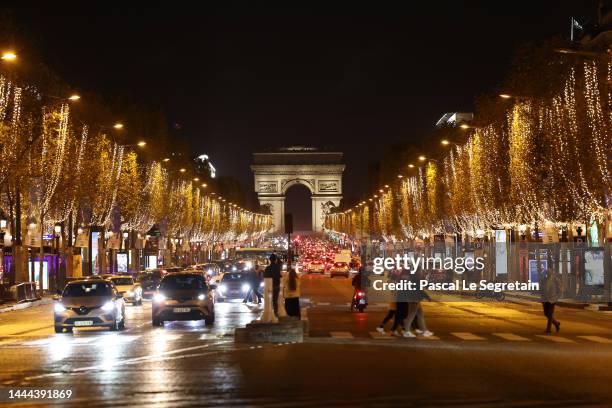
541 265 561 334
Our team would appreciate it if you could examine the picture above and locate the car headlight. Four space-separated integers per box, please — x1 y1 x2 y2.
232 266 237 271
245 261 253 269
207 269 213 275
197 294 205 300
54 303 66 313
259 281 265 288
126 290 134 296
153 293 166 302
218 284 226 293
101 301 115 312
241 283 250 292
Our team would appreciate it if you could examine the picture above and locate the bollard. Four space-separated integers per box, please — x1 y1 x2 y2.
258 277 278 323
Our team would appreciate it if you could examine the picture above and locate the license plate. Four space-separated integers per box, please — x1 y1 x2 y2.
74 320 93 326
359 299 366 305
173 307 190 313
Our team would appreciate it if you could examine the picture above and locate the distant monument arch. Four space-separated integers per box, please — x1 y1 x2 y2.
251 147 344 232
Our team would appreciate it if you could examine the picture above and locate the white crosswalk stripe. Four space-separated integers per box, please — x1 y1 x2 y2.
578 335 612 344
451 332 486 341
535 335 575 343
329 331 354 339
492 333 530 341
369 331 394 340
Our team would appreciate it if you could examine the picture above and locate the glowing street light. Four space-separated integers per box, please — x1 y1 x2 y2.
193 177 199 181
68 94 81 101
201 183 207 188
499 94 512 99
418 155 426 161
179 168 186 173
441 139 450 145
397 174 403 178
1 52 17 61
162 158 170 162
408 164 415 168
137 141 146 147
113 122 124 130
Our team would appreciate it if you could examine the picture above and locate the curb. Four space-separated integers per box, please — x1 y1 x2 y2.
0 297 53 314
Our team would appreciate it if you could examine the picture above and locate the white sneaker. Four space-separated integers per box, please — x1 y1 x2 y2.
402 330 416 338
414 329 424 334
376 326 385 334
420 330 434 337
391 330 402 337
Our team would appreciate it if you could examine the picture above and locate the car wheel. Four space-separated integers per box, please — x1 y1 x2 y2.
54 326 63 333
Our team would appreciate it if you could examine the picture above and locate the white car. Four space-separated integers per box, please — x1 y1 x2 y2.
106 275 143 305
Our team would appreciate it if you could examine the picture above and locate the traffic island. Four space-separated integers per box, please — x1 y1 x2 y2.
235 317 305 343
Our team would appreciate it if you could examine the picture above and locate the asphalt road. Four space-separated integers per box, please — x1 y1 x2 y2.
0 274 611 407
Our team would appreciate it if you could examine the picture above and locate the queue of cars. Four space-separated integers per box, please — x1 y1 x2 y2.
295 237 360 278
52 258 265 333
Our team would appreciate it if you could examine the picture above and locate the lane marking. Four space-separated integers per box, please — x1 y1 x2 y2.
535 335 575 343
451 332 486 341
329 331 353 339
578 335 612 344
492 333 530 341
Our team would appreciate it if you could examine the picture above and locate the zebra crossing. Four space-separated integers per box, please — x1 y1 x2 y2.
316 331 612 344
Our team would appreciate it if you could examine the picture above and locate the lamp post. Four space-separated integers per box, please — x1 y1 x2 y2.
0 212 7 285
54 223 63 291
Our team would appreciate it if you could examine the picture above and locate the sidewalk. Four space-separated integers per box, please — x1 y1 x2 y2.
0 296 53 314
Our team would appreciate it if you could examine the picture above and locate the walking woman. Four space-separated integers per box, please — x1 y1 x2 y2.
282 268 301 319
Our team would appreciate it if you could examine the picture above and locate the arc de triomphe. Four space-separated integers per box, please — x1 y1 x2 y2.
251 147 344 232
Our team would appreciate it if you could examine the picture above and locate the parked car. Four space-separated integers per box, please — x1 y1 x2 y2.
105 275 143 305
152 272 215 326
53 278 125 333
329 262 350 278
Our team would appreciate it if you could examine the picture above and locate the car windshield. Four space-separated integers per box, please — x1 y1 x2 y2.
160 275 205 290
222 273 246 281
63 282 113 297
111 278 134 286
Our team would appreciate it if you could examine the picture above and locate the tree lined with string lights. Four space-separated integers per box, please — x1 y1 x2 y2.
327 43 611 241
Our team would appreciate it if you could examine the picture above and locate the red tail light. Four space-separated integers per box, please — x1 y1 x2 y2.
357 291 365 297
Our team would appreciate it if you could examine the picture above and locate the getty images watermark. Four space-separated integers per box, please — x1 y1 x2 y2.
369 254 539 295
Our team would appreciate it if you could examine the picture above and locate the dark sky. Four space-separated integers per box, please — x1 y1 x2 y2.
6 1 598 226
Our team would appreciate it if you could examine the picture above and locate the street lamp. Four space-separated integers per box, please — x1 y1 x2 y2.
418 155 427 162
201 183 207 188
162 158 170 162
179 168 186 173
113 122 124 130
137 141 146 147
68 94 81 101
441 139 461 147
1 51 17 61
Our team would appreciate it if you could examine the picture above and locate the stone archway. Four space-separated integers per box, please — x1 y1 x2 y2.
251 147 344 232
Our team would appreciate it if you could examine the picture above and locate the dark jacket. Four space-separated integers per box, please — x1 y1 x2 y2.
264 262 282 287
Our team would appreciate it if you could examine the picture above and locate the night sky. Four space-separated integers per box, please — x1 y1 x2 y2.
5 1 597 227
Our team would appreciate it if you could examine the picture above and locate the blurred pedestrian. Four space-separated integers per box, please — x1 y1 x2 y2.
541 266 561 334
376 301 397 333
282 268 301 319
